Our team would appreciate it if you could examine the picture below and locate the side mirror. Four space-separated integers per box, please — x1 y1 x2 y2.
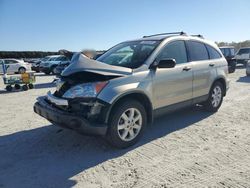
157 58 176 69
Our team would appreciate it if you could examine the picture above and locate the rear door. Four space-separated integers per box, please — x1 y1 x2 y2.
152 40 193 109
186 41 218 99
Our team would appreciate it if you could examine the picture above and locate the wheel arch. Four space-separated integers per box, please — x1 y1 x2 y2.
212 77 227 96
105 91 154 125
18 66 26 71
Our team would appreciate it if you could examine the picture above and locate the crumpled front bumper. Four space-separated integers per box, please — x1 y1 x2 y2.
34 96 108 136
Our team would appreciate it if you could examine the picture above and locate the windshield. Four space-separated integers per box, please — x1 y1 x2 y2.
237 48 250 55
97 40 160 69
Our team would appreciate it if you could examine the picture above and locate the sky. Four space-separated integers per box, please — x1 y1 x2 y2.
0 0 249 51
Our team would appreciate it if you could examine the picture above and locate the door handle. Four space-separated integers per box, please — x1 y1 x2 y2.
209 63 215 67
183 66 192 71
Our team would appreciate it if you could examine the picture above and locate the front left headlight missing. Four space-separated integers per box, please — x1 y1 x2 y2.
62 81 108 99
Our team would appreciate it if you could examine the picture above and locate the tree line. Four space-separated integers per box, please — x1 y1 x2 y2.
0 40 249 59
216 40 250 50
0 51 59 59
0 50 105 59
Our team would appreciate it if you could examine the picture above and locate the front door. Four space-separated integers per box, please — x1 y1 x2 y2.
152 40 193 109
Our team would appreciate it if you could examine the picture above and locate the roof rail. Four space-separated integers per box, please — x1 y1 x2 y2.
143 31 187 38
191 34 204 39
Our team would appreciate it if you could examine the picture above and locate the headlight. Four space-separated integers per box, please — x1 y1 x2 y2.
62 81 108 99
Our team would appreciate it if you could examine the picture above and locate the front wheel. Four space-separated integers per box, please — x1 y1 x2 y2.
106 100 147 148
204 82 224 112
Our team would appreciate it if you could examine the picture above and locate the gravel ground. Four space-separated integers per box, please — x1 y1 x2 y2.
0 67 250 188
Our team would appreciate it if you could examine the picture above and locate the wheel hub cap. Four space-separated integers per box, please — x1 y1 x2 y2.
117 108 142 141
211 86 222 108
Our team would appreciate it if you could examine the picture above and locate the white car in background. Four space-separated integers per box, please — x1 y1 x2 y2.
0 59 31 74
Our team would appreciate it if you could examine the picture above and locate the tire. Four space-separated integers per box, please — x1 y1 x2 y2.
18 67 26 74
51 66 57 75
229 67 236 73
44 71 51 75
106 99 147 148
6 85 13 92
28 84 34 89
203 82 224 112
22 85 29 91
14 84 21 90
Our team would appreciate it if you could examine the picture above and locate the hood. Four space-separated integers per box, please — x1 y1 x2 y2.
61 53 132 77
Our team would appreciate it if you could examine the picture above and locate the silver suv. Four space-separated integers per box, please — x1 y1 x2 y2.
34 32 229 148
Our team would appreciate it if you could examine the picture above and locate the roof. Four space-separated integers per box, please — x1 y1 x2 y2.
219 46 235 49
126 32 207 43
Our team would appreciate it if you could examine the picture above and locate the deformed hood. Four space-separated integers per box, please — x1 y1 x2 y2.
61 53 132 77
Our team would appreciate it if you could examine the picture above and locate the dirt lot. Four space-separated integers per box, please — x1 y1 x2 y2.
0 67 250 188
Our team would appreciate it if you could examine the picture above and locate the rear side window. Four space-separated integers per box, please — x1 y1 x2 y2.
206 45 222 59
186 41 209 61
158 40 187 64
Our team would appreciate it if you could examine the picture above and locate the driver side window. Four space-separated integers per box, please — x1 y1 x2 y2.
158 40 188 64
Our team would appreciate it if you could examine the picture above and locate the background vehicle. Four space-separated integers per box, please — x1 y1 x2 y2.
0 59 31 74
246 60 250 76
39 55 70 75
53 61 71 75
220 46 236 73
235 47 250 66
34 32 229 148
31 56 50 72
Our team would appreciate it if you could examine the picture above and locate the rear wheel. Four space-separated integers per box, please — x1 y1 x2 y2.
51 66 57 75
18 67 26 74
106 99 147 148
28 83 34 89
6 85 13 91
204 82 224 112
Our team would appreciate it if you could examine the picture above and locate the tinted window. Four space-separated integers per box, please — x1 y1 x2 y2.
230 48 235 56
158 41 187 64
237 48 250 55
187 41 209 61
220 48 225 55
206 45 222 59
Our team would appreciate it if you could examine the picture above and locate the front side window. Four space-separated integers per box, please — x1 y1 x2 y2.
158 40 188 64
97 40 160 69
187 41 209 61
206 45 222 59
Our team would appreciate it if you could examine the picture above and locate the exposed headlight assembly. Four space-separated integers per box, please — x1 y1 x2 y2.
62 81 108 99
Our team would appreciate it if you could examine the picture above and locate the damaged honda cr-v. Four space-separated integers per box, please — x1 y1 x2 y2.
34 32 229 148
